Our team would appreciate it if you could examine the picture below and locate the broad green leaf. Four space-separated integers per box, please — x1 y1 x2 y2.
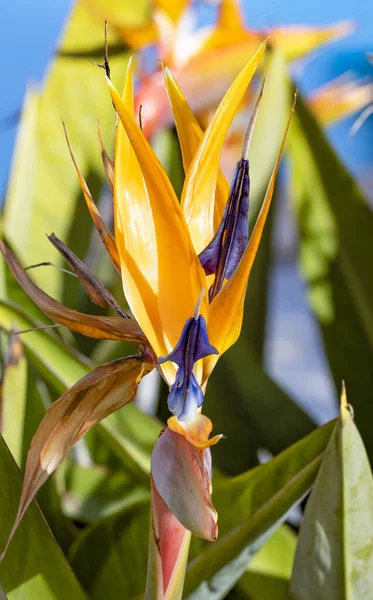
204 337 315 474
0 336 28 466
3 88 39 261
233 525 296 600
183 419 335 599
247 49 288 209
287 87 373 460
0 435 87 600
70 503 150 599
3 0 150 299
62 461 149 522
291 398 373 600
242 48 288 357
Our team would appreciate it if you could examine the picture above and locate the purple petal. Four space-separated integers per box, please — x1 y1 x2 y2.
198 159 250 295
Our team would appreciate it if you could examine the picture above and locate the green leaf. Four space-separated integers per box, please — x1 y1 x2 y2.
152 128 184 200
290 399 373 600
233 525 296 600
25 366 74 553
204 338 316 474
0 435 87 600
0 336 28 466
70 503 150 599
62 461 149 522
2 87 40 267
241 48 288 360
183 419 335 599
287 87 373 460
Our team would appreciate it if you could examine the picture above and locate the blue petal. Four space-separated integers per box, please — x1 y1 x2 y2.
167 370 205 421
158 317 194 368
193 315 219 363
159 315 218 368
198 159 250 291
159 315 218 420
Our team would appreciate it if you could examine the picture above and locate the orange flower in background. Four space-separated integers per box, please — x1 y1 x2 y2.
119 0 353 139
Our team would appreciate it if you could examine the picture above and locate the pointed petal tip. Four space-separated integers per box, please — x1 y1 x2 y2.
168 415 222 449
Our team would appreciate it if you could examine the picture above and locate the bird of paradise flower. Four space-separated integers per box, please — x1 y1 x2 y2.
0 40 296 596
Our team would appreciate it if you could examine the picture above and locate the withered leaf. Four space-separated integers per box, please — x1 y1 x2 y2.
97 121 114 193
1 355 151 560
62 121 120 272
0 242 146 343
48 233 128 317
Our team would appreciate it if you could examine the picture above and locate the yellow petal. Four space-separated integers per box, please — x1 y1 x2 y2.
156 0 189 25
200 0 255 52
113 58 166 367
203 95 296 383
218 0 246 32
181 40 267 254
108 65 207 373
115 21 158 50
1 357 150 560
270 21 354 61
163 64 230 231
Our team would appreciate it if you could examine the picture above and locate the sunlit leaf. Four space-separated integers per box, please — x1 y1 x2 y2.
0 336 28 466
234 525 296 600
291 396 373 599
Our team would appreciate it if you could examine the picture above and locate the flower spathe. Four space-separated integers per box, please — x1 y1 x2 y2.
0 40 295 560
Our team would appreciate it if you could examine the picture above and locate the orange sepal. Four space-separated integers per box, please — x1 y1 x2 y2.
167 414 222 449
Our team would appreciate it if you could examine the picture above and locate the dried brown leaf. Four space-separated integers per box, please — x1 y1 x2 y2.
48 233 128 317
0 355 151 560
62 121 120 272
0 242 146 343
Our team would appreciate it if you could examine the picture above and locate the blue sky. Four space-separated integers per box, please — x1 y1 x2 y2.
1 0 372 198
